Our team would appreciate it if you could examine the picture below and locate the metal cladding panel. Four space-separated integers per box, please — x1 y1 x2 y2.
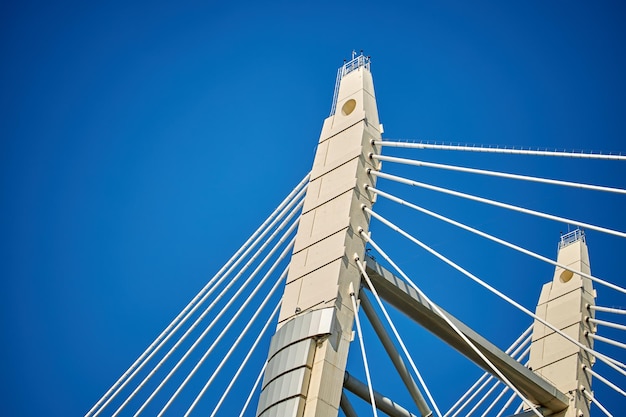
257 367 311 417
268 307 335 359
258 397 305 417
258 308 338 417
263 338 315 389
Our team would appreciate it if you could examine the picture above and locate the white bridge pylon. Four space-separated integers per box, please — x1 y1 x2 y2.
87 54 626 417
255 54 604 417
256 54 384 417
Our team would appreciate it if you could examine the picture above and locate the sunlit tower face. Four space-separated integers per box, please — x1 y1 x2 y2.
257 54 382 417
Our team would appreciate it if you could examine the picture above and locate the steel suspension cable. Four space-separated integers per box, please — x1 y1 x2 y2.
161 267 287 417
590 305 626 315
468 347 531 417
582 365 626 397
465 379 501 417
349 284 379 417
131 229 298 417
359 231 543 417
373 140 626 161
450 376 492 417
111 209 302 417
494 391 518 417
238 362 267 417
366 186 626 295
87 174 309 417
582 388 613 417
355 258 443 417
92 183 307 417
364 207 626 378
449 337 531 417
368 170 626 239
371 154 626 195
182 280 285 417
158 263 288 416
517 346 531 361
589 317 626 332
587 332 626 350
446 324 533 416
447 335 531 417
208 301 281 417
480 384 510 417
445 325 531 417
446 374 489 417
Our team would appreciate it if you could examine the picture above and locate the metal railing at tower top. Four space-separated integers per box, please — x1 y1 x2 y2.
330 52 371 116
558 228 585 249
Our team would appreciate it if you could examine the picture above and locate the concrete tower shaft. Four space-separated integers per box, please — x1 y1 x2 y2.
256 55 383 417
529 230 596 417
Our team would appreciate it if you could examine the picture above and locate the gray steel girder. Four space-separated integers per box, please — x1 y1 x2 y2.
363 258 569 414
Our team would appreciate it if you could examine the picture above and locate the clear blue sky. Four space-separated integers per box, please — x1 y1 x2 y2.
2 1 625 416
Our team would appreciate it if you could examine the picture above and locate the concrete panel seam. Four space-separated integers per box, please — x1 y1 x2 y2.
290 227 350 258
318 119 365 145
309 155 361 183
535 289 585 306
301 189 357 217
530 352 582 372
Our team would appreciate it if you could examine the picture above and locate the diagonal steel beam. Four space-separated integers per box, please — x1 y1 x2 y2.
344 372 419 417
364 258 568 413
339 393 359 417
359 290 432 417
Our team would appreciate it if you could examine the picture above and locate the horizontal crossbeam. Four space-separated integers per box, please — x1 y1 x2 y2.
363 258 569 413
344 372 419 417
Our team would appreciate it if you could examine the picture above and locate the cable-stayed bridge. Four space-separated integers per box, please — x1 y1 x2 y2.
87 54 626 417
